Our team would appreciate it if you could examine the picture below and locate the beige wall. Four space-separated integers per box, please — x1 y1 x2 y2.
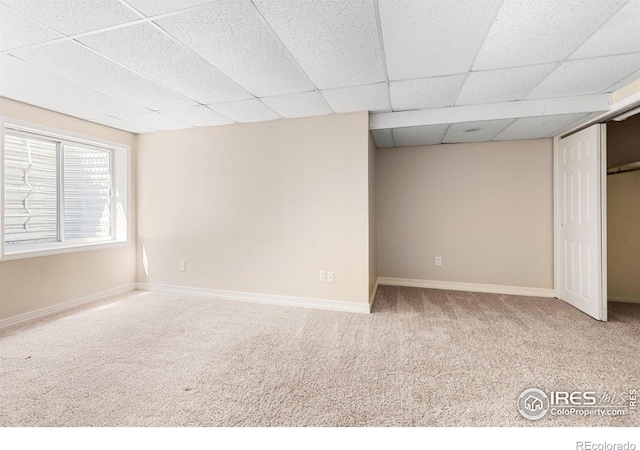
376 139 554 288
368 132 377 300
607 162 640 302
0 97 137 320
136 112 371 305
612 77 640 104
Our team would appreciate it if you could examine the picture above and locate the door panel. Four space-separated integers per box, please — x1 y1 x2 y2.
555 124 606 320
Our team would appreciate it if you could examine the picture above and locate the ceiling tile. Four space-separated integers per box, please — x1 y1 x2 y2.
570 1 640 59
90 116 157 134
547 114 595 137
260 91 332 119
455 64 556 105
390 75 465 111
392 124 449 147
605 68 640 93
253 0 385 89
1 54 150 117
0 82 106 121
443 119 515 143
371 129 394 148
155 0 315 97
78 23 252 104
122 111 192 131
473 0 625 71
378 0 501 80
124 0 216 17
0 0 141 35
526 53 640 99
579 111 606 125
321 83 390 113
493 113 588 141
564 111 607 137
159 105 235 127
209 99 281 123
10 40 197 110
0 4 63 51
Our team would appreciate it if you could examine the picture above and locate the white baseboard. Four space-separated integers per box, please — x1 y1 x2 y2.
369 280 379 312
608 292 640 304
136 283 371 314
0 283 136 331
377 277 555 298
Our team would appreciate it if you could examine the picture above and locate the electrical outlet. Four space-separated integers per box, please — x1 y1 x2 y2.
179 261 186 272
319 271 326 282
327 271 335 283
435 257 442 266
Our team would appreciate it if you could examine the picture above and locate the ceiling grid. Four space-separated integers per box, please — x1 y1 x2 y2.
0 0 637 146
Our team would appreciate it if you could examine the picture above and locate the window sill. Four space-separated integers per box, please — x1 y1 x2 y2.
0 239 132 262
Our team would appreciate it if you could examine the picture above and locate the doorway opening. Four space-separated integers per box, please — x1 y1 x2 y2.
606 112 640 308
554 100 640 321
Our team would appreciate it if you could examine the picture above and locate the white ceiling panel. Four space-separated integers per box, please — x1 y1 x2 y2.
371 129 394 148
261 91 332 119
473 0 626 71
253 0 385 89
0 0 141 36
605 68 640 93
546 113 596 137
123 0 217 17
159 105 235 127
0 0 636 136
0 82 106 121
455 64 556 106
392 124 449 147
526 53 640 99
442 119 515 143
0 4 62 51
378 0 501 80
78 23 252 104
155 0 315 97
570 1 640 60
122 111 192 131
493 113 587 141
321 83 390 113
576 111 607 127
0 54 150 117
390 74 465 111
209 99 281 123
90 116 157 133
10 41 197 110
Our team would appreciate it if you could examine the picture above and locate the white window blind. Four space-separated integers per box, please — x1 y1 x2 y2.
3 133 58 245
63 145 112 240
1 124 128 257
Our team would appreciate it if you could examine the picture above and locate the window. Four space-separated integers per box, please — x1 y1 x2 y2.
1 120 129 259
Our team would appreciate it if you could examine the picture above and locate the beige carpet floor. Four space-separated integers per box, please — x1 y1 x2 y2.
0 286 638 427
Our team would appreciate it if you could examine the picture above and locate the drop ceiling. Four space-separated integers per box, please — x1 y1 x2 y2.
0 0 639 147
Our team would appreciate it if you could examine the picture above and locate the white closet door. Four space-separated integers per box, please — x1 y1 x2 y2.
555 124 607 321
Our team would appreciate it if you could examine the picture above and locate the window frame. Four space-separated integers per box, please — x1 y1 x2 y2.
0 118 131 261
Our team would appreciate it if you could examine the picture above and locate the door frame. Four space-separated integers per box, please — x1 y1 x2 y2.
599 125 608 322
552 124 608 321
553 92 640 320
